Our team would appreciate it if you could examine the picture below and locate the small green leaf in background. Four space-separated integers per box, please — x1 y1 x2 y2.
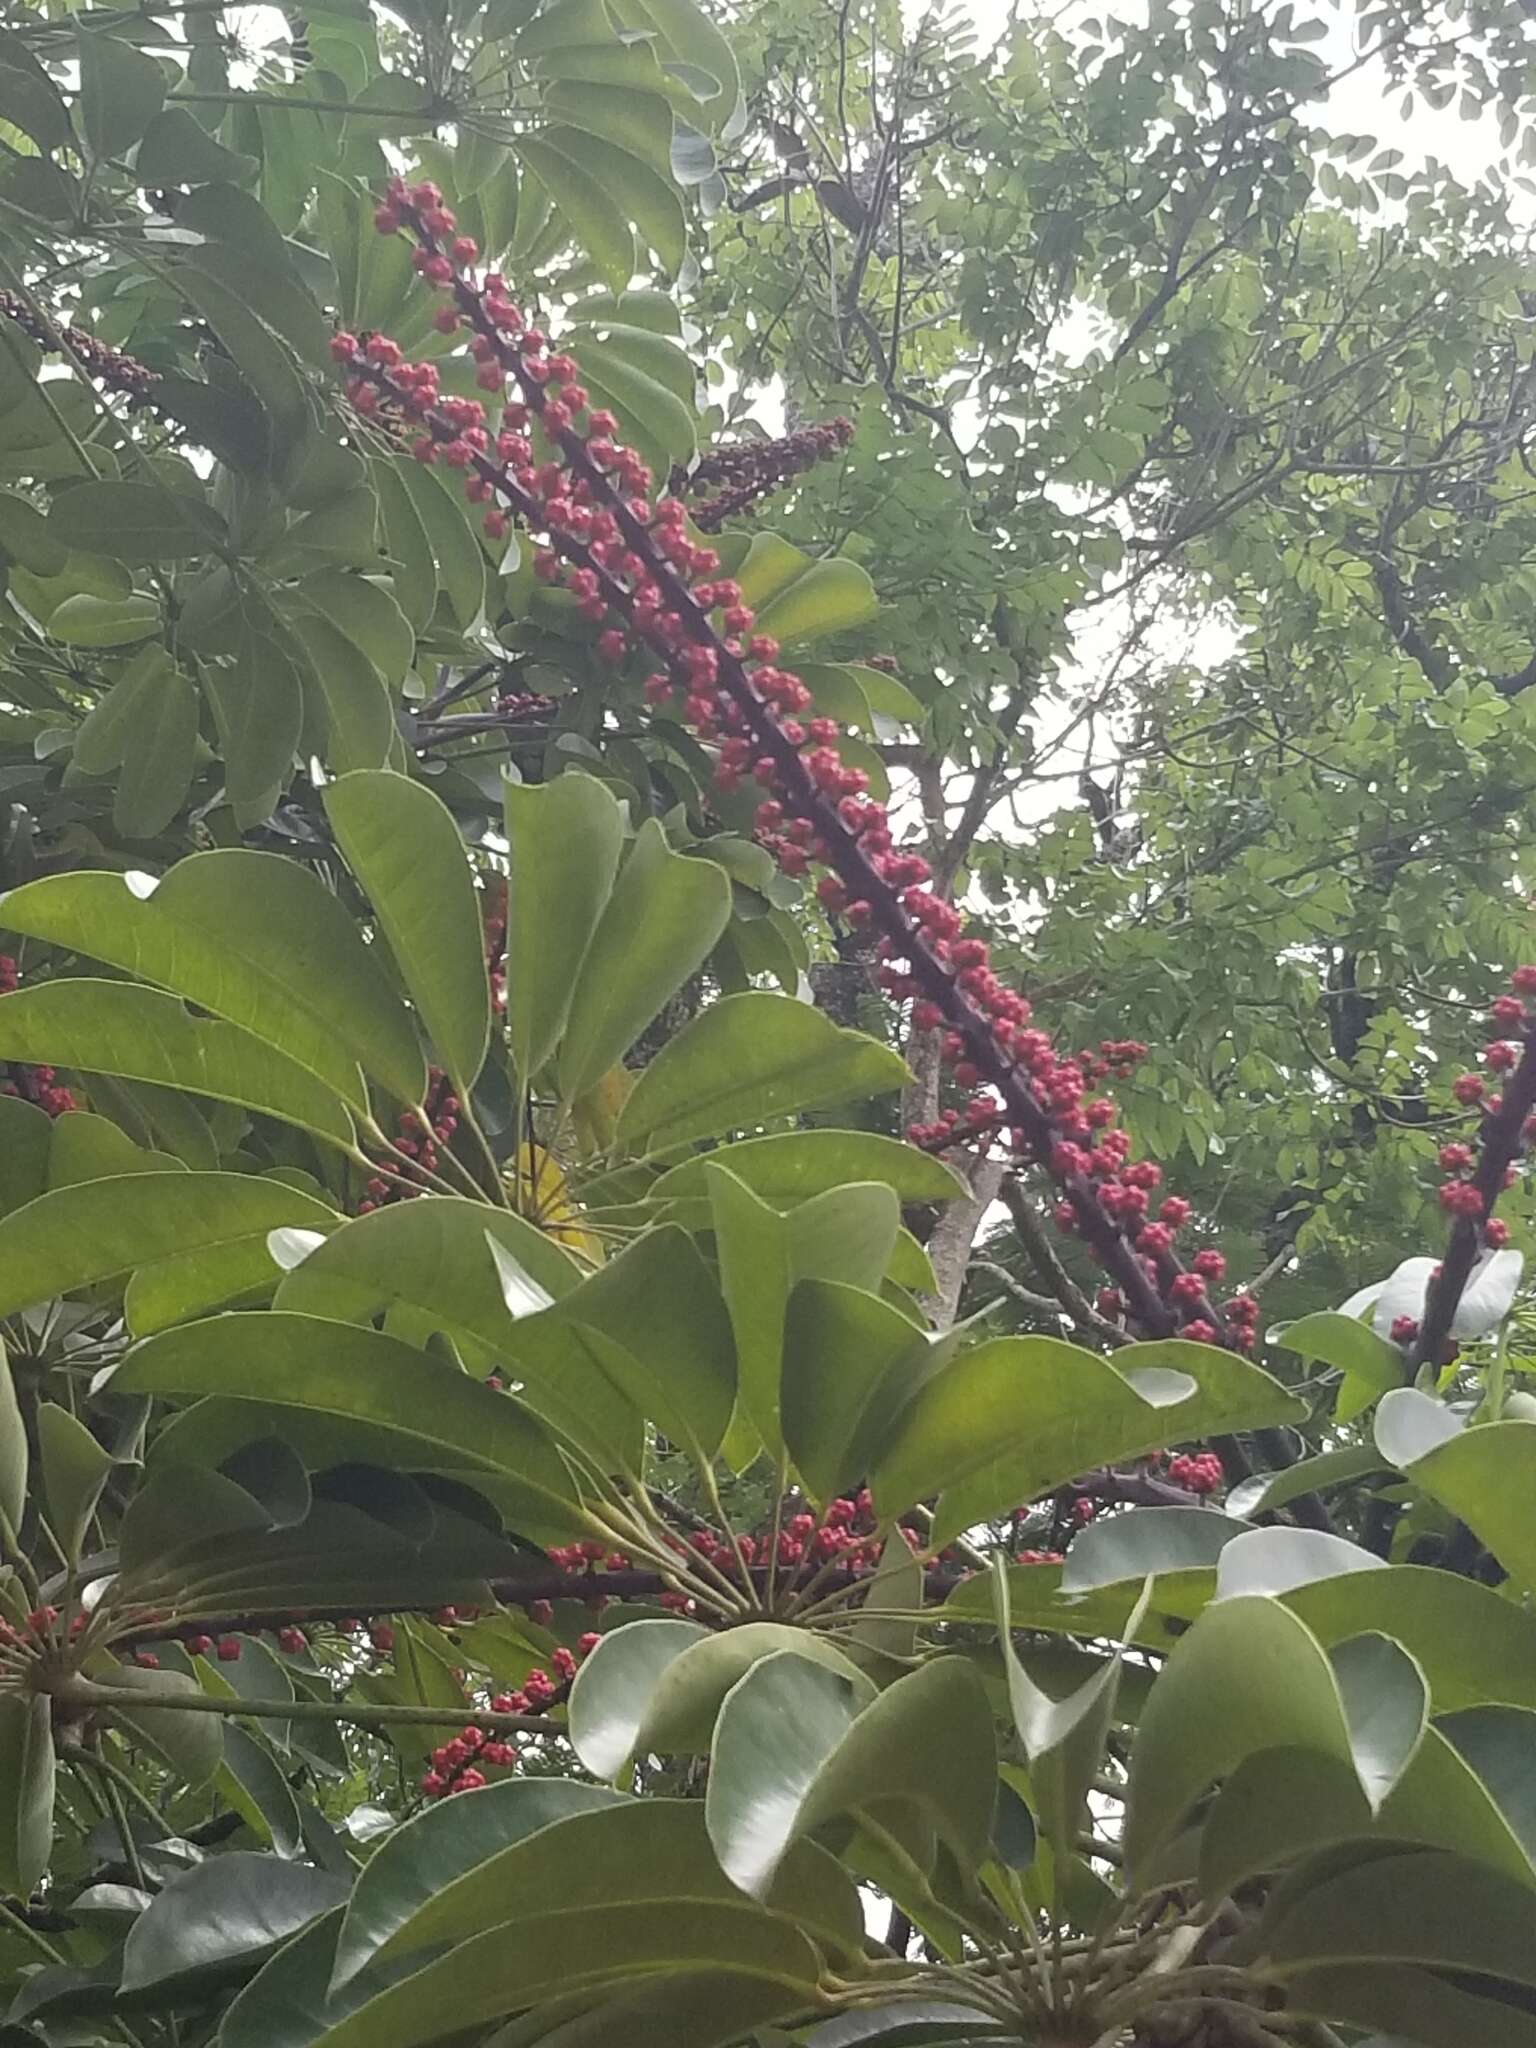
47 480 223 565
0 1695 54 1902
79 31 165 157
119 1853 347 1994
0 1340 26 1537
113 659 199 838
35 1403 113 1562
325 770 491 1097
558 818 732 1102
503 770 625 1081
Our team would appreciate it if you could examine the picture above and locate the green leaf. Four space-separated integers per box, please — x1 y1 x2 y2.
99 1312 584 1531
545 120 687 274
570 1619 876 1781
569 323 695 475
299 571 414 686
372 460 436 629
0 852 425 1111
780 1278 930 1504
1123 1596 1354 1882
35 1403 112 1563
732 535 878 646
1273 1309 1404 1420
0 1173 337 1319
302 1903 823 2048
706 1651 996 1899
567 1616 709 1779
515 134 635 290
340 1798 861 1991
216 1723 303 1857
204 627 304 821
171 264 305 451
0 980 354 1146
101 1662 224 1791
870 1336 1305 1546
287 611 396 774
1199 1747 1371 1903
47 481 223 565
1215 1526 1386 1601
73 645 172 775
1060 1506 1251 1615
48 593 160 648
503 771 624 1082
333 1780 623 1987
135 106 257 184
504 1224 734 1465
274 1198 581 1341
1226 1444 1388 1520
113 660 198 838
79 32 165 157
0 49 70 151
0 1097 50 1223
617 993 910 1153
1328 1632 1429 1811
0 489 67 575
1280 1961 1536 2048
398 459 485 628
993 1557 1147 1874
1253 1847 1536 1989
708 1169 898 1466
649 1130 966 1207
610 0 741 131
0 1341 27 1536
325 770 491 1096
1286 1565 1536 1716
119 1852 346 1994
557 819 731 1101
1376 1389 1536 1593
0 1695 53 1901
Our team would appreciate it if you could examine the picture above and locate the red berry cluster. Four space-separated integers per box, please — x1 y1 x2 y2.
1165 1450 1224 1495
671 419 855 532
0 291 159 408
357 1065 460 1211
1436 966 1536 1248
331 182 1271 1356
0 956 78 1117
419 1632 601 1798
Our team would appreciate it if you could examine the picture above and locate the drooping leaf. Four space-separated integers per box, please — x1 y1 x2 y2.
1214 1527 1387 1601
1376 1389 1536 1594
324 771 491 1096
557 819 731 1101
35 1403 112 1562
706 1652 996 1899
567 1616 709 1780
503 771 625 1083
780 1278 931 1504
118 1853 347 1994
870 1336 1305 1546
0 854 425 1110
0 980 354 1145
0 1340 26 1536
0 1173 336 1318
0 1696 52 1902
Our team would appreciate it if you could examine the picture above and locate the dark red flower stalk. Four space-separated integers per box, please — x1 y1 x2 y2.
0 292 158 408
672 418 854 531
1411 968 1536 1368
332 182 1254 1365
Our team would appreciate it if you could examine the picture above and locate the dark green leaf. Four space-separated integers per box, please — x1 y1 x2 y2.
79 32 165 157
503 770 624 1082
47 481 223 565
119 1852 347 1993
35 1402 112 1562
113 662 198 837
0 1695 53 1901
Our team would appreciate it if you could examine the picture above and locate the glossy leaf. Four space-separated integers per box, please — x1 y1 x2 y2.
0 854 425 1110
325 770 491 1095
706 1651 996 1899
0 980 353 1145
119 1853 347 1994
1328 1632 1429 1811
567 1616 709 1779
1124 1596 1354 1882
871 1335 1305 1546
503 770 625 1082
1376 1389 1536 1593
0 1173 336 1318
649 1130 965 1206
35 1402 112 1562
1214 1527 1387 1601
781 1278 930 1503
557 819 731 1101
1060 1506 1251 1613
617 993 910 1153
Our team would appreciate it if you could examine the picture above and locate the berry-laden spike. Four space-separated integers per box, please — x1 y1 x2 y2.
337 188 1533 1401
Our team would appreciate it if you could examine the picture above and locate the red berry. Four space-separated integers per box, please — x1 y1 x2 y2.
217 1637 242 1662
1390 1315 1419 1344
1486 1218 1512 1248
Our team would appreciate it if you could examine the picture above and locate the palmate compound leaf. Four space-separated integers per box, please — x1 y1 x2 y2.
705 1651 996 1900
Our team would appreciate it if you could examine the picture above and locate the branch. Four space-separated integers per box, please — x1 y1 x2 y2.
51 1678 564 1738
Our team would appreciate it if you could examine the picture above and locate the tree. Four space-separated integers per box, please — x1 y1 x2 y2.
1 1 1536 2044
